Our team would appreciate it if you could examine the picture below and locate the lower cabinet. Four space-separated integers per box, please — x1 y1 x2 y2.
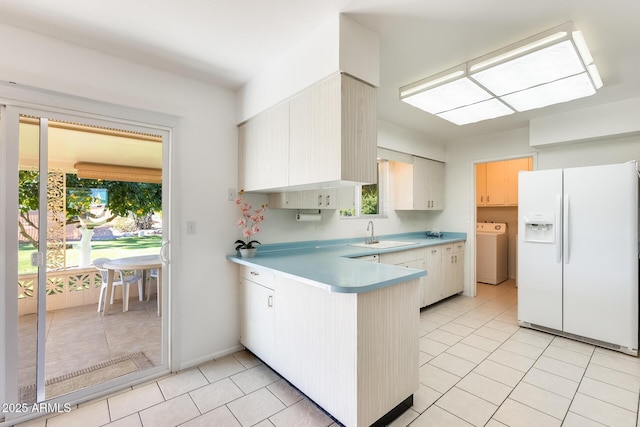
240 267 276 366
442 242 465 298
379 248 426 305
423 246 443 306
238 267 419 427
379 242 465 308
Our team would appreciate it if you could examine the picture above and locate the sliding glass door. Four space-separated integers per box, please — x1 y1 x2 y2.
2 105 170 420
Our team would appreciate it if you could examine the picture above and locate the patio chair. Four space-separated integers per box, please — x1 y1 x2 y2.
94 258 143 312
147 268 161 316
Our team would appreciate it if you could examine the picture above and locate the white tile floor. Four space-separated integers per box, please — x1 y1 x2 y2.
16 279 640 427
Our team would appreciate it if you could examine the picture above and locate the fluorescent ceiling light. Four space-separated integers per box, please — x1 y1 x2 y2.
438 99 514 125
471 40 586 96
400 70 464 97
470 31 568 72
587 64 603 89
500 73 596 112
401 77 493 114
399 22 603 125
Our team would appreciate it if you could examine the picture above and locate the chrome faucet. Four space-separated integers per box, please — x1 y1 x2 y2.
366 220 378 244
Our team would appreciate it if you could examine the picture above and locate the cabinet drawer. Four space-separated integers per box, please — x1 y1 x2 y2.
442 242 464 254
452 241 465 253
379 247 426 265
241 266 275 287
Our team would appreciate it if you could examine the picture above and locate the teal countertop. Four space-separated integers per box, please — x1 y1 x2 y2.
227 231 466 293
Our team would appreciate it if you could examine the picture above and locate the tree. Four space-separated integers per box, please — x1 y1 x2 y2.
361 184 379 215
18 171 162 249
18 171 41 248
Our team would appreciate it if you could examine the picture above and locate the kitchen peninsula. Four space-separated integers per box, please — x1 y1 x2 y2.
227 232 466 426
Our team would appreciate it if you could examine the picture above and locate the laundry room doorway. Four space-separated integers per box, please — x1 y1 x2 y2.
474 156 533 297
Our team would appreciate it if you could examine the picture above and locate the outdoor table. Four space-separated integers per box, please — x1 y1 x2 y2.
102 255 162 316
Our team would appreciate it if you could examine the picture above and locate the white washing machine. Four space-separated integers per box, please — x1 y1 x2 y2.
476 222 508 285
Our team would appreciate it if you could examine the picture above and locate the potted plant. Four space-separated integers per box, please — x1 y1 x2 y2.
234 191 267 258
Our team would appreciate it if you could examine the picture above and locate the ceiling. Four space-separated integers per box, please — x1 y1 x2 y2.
1 0 639 143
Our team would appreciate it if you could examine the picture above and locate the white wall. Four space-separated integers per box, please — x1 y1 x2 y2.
0 24 240 369
378 120 446 162
536 134 640 170
530 97 640 147
237 14 379 123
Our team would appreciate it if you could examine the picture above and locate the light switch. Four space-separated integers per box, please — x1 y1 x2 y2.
186 221 196 235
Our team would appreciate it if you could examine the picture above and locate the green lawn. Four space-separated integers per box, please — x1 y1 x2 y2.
18 235 162 274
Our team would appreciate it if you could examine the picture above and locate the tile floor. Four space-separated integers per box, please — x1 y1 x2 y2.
15 279 640 427
18 297 162 398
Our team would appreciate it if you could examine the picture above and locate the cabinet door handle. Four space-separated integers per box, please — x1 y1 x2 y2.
454 255 457 263
268 295 273 308
250 271 259 276
481 196 484 202
318 195 323 206
487 196 490 202
325 195 330 206
431 250 437 254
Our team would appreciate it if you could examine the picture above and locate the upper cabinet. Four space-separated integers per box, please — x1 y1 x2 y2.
268 187 354 210
393 156 445 210
238 102 290 192
238 73 377 193
477 158 533 207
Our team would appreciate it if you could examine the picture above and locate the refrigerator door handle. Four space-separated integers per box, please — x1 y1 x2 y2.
555 194 562 263
563 194 570 264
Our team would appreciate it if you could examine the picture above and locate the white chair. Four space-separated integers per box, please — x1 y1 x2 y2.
147 268 161 316
94 258 143 312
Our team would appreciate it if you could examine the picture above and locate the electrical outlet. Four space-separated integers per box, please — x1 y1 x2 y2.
227 188 236 201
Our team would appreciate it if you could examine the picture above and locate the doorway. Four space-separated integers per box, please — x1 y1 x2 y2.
2 105 171 418
475 157 533 294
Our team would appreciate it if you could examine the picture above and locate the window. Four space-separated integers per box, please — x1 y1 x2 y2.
340 160 387 218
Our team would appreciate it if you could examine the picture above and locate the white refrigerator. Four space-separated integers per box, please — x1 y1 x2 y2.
518 162 639 355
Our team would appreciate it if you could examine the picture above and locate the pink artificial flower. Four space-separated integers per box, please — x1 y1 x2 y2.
234 194 268 249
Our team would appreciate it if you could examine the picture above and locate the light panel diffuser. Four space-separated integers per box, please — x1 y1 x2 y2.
500 73 596 112
401 77 493 114
437 99 514 125
398 22 602 126
471 40 586 96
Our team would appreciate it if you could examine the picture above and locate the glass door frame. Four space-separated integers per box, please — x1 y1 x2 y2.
1 97 175 424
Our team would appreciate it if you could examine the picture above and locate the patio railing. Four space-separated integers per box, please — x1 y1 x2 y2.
17 267 144 316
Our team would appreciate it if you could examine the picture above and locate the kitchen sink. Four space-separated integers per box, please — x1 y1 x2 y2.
350 240 419 249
